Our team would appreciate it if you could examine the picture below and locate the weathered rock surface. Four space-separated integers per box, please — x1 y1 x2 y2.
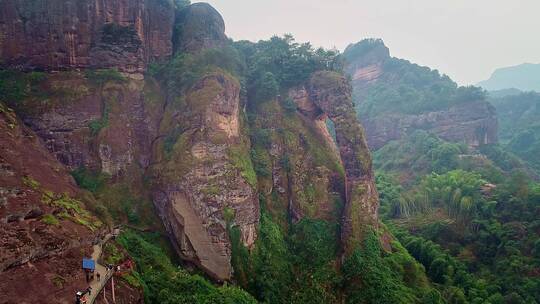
0 102 102 303
0 1 252 282
257 72 380 253
153 73 259 281
307 71 379 253
283 87 346 224
0 1 382 285
14 72 164 178
344 40 498 150
0 0 174 73
173 2 228 54
363 101 498 150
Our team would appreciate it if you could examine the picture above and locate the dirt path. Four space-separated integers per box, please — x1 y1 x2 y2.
85 234 113 304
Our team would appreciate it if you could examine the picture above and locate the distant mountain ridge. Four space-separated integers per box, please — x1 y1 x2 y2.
478 63 540 92
343 39 498 150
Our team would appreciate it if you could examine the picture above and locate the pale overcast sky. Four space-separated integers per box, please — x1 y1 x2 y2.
194 0 540 85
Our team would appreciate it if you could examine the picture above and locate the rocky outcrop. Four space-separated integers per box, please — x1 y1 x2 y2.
364 101 498 150
266 72 379 252
307 71 379 253
0 102 103 303
0 0 174 73
173 2 228 54
0 1 254 282
260 88 346 225
0 1 381 285
13 72 164 177
344 39 498 150
152 72 259 281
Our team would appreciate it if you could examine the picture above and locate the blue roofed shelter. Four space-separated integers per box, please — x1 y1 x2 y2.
82 258 96 270
82 258 96 281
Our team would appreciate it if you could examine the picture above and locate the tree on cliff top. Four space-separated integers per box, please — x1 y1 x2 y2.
234 35 343 104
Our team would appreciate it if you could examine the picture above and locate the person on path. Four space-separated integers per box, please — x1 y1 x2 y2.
97 272 101 282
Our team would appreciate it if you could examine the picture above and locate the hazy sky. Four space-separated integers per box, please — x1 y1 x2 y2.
194 0 540 85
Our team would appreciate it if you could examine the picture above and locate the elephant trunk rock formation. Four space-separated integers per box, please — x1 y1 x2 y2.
0 1 380 284
306 71 379 253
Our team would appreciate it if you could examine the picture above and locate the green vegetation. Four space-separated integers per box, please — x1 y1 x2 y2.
117 230 257 304
52 275 67 288
287 219 340 304
41 191 102 231
248 213 293 303
364 70 540 302
88 103 110 136
376 137 540 302
41 214 60 226
103 242 126 265
22 175 41 190
85 68 126 87
489 91 540 175
0 70 47 105
229 146 258 188
71 167 110 193
344 39 487 117
343 231 437 304
374 131 467 180
234 35 341 105
149 46 245 98
71 167 155 227
228 193 436 304
20 173 102 230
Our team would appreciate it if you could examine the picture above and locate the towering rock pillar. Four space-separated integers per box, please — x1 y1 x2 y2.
307 71 379 254
152 3 258 282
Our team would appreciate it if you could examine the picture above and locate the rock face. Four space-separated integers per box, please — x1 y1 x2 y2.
0 0 174 73
173 2 228 54
0 1 245 283
307 71 379 253
0 102 102 303
153 73 259 281
344 39 498 150
363 101 498 150
13 72 164 178
253 87 345 226
0 1 381 286
272 71 379 252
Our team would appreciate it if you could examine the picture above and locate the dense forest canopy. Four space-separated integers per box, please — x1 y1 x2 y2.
354 37 540 303
489 91 540 175
374 131 540 303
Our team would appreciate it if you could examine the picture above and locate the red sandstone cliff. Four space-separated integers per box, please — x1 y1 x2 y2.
0 0 174 73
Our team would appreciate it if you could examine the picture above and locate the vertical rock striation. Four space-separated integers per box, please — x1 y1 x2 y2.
307 71 379 253
153 73 259 281
0 1 382 284
0 0 174 73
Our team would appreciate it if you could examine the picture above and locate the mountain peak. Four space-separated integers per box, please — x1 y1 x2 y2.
478 62 540 92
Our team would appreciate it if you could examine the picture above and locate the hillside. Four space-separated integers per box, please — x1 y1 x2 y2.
1 1 538 304
0 102 106 303
345 42 540 303
343 39 498 150
478 63 540 92
489 91 540 175
0 1 441 303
